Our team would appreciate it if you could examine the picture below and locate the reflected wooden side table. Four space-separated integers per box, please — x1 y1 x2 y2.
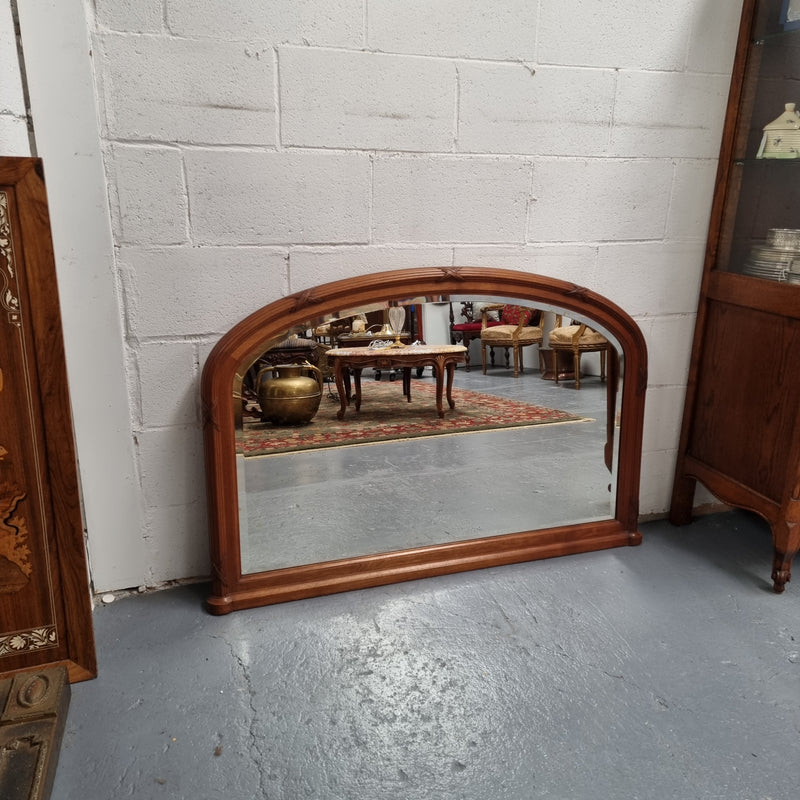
327 345 467 419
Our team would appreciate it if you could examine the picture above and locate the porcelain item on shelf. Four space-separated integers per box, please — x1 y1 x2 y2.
766 228 800 248
742 228 800 281
757 103 800 158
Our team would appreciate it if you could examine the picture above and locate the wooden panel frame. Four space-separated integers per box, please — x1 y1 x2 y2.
0 158 96 681
203 267 648 614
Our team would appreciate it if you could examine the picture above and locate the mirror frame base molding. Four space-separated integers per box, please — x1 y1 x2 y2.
202 267 648 614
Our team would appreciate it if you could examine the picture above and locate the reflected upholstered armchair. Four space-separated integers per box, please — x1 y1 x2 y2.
548 315 609 389
480 303 543 378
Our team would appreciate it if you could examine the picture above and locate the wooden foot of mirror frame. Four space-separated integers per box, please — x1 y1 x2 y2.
202 267 648 613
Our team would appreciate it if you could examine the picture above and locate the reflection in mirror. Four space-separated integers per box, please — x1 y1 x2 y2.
236 295 622 575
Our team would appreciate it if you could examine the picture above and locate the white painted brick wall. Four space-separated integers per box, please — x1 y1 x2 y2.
0 2 29 155
71 0 746 588
119 246 288 338
98 33 275 144
95 0 163 33
373 156 530 242
165 0 363 47
109 144 188 244
457 64 616 156
367 0 538 60
529 159 674 241
281 47 456 152
184 150 371 244
538 0 697 70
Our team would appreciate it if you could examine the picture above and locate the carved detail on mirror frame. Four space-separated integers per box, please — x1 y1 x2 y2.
202 267 648 614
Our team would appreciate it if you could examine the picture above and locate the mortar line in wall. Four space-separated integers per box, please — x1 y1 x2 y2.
368 153 374 244
180 152 192 242
107 138 714 164
452 64 460 153
607 68 620 151
273 46 282 150
362 0 368 49
524 161 535 243
664 161 679 241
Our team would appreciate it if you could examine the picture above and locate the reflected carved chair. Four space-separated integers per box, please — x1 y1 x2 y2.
449 301 501 371
480 303 543 378
548 315 609 389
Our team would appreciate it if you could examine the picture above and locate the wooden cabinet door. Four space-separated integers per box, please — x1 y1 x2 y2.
0 158 95 682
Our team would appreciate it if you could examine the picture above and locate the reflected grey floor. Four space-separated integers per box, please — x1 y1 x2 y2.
53 511 800 800
243 367 613 571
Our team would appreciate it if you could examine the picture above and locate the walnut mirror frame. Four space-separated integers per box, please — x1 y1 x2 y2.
202 267 647 614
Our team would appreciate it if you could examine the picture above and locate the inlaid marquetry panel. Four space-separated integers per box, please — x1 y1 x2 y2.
0 158 95 682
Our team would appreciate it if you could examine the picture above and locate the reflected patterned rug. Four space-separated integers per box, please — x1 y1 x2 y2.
242 380 588 457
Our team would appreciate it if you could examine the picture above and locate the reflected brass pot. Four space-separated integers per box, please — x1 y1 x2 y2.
256 363 323 425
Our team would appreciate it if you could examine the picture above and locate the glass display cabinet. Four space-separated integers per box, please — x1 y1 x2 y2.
671 0 800 592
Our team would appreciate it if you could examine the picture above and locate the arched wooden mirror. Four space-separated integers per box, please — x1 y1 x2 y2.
202 267 647 613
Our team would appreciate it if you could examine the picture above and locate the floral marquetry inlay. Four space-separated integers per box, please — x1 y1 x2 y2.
0 192 21 326
0 626 57 657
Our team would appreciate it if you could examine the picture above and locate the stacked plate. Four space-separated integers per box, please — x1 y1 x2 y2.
742 228 800 282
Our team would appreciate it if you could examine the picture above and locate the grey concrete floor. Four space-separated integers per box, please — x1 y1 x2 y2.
52 510 800 800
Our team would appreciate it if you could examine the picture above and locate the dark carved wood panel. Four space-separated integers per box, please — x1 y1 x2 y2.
0 158 95 682
688 301 800 503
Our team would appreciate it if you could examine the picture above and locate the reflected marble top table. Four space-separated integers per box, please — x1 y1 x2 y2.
327 344 467 419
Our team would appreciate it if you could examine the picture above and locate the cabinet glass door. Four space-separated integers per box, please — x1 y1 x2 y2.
717 0 800 284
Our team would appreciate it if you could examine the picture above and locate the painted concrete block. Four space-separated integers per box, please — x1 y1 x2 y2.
667 160 718 241
281 47 455 152
610 72 731 158
637 314 696 388
0 3 26 114
143 502 210 585
596 242 705 317
136 341 199 428
368 0 537 59
641 385 688 454
137 426 206 509
373 156 530 243
184 150 371 245
166 0 362 47
0 116 30 156
119 246 287 338
529 159 673 242
288 246 454 292
110 145 188 244
452 245 598 286
96 0 163 32
686 1 743 74
100 34 274 144
538 0 696 70
639 448 679 514
458 63 615 156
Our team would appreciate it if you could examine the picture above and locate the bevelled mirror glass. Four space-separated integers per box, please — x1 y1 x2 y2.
202 267 647 613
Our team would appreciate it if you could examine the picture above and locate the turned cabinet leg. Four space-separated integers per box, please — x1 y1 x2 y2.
771 550 793 593
669 472 696 526
771 514 800 593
